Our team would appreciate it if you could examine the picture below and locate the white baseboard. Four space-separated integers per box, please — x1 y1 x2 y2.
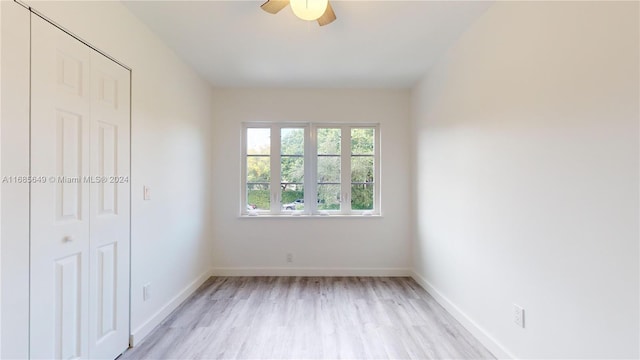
410 271 515 359
211 267 412 277
129 268 214 347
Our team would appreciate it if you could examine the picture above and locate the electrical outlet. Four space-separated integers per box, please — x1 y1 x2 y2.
513 304 525 328
143 283 151 301
286 253 293 263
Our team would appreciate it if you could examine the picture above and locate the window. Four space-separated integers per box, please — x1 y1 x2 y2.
242 123 380 216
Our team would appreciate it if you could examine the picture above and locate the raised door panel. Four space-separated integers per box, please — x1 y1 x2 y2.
56 110 84 221
97 122 118 216
55 254 82 360
97 243 117 339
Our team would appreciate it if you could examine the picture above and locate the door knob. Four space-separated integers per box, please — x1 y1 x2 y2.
62 236 73 243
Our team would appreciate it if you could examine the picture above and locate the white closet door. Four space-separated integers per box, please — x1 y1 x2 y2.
31 15 92 360
88 49 131 360
30 15 130 360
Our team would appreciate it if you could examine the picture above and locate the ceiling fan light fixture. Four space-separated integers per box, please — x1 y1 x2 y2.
290 0 328 21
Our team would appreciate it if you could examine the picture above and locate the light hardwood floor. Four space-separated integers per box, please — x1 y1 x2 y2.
121 277 494 359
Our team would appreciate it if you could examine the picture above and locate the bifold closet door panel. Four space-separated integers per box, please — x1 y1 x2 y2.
30 14 131 360
88 49 131 360
30 15 91 360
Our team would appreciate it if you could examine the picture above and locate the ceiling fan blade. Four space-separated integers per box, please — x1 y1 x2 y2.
261 0 290 14
317 1 336 26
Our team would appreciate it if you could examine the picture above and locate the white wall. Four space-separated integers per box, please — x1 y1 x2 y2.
411 1 639 358
0 2 30 357
211 88 411 275
0 2 3 355
1 1 214 355
0 1 4 356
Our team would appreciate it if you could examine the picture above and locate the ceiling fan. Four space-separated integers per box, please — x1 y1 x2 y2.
261 0 337 26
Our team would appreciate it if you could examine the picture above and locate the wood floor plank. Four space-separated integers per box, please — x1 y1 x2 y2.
121 276 494 360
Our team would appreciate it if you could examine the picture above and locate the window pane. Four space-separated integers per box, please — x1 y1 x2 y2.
351 156 374 183
317 128 341 155
282 184 304 211
247 184 270 210
351 128 374 155
317 184 340 211
247 128 270 155
247 156 270 182
281 156 304 183
281 128 304 155
351 184 374 210
317 156 340 183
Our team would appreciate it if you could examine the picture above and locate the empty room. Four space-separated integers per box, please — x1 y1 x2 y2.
0 0 638 359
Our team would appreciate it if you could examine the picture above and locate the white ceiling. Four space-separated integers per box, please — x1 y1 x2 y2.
122 1 492 88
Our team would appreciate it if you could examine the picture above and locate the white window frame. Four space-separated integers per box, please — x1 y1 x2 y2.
241 122 380 216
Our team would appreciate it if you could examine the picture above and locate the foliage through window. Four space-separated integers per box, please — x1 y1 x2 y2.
243 123 379 215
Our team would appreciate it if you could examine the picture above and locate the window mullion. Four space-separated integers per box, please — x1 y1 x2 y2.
271 125 281 214
341 126 351 215
374 125 380 214
305 125 315 214
241 124 248 215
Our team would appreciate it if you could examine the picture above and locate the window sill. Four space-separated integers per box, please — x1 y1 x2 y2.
239 214 382 219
